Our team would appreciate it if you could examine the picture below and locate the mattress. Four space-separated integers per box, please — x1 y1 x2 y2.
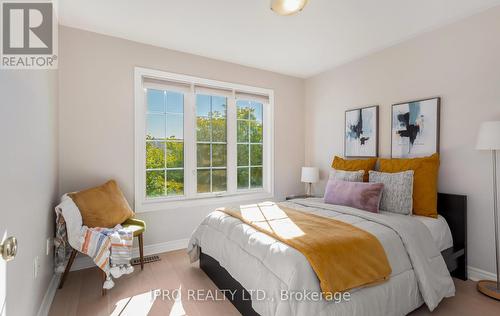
414 214 453 251
188 198 455 316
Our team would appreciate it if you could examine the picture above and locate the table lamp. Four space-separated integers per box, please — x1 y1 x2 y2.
476 121 500 299
301 167 319 196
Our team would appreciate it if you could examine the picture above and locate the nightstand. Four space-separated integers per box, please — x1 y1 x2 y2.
285 194 320 200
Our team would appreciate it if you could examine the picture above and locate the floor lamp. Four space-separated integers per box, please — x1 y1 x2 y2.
476 121 500 299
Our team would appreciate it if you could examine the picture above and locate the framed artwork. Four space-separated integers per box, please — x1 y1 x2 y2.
344 105 379 158
391 97 440 158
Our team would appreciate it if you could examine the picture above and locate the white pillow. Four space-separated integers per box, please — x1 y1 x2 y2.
369 170 414 215
329 169 364 182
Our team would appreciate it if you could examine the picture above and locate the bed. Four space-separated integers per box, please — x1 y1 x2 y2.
188 193 467 316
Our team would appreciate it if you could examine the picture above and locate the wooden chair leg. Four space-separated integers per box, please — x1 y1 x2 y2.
58 249 77 289
101 270 107 296
138 233 144 270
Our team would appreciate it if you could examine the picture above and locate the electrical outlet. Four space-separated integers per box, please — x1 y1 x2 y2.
46 237 52 256
33 256 40 279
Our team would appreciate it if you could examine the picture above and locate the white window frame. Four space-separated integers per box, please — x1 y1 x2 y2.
134 67 275 212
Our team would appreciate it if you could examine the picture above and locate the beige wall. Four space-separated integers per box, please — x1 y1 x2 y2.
0 70 59 316
305 7 500 276
58 27 305 246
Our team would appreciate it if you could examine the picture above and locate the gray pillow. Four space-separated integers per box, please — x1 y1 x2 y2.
329 169 364 182
369 170 414 215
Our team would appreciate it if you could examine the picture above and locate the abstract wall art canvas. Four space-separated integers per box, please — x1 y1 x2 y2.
344 105 379 157
391 97 440 158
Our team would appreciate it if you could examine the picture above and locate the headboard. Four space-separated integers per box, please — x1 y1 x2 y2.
437 192 467 279
438 193 467 250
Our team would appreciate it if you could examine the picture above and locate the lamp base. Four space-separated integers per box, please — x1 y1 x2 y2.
305 183 312 196
477 280 500 300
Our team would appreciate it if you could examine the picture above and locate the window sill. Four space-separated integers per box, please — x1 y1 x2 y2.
135 191 274 213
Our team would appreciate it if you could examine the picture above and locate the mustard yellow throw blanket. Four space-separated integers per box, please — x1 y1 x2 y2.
220 202 391 293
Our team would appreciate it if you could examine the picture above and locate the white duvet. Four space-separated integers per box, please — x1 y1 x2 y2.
188 198 455 316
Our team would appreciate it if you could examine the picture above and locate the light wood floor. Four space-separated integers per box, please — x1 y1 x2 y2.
49 250 500 316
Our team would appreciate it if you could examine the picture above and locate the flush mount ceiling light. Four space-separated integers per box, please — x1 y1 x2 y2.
271 0 309 16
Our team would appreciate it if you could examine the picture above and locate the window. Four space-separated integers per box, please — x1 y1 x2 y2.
237 100 263 189
135 67 274 212
196 94 227 193
145 89 184 197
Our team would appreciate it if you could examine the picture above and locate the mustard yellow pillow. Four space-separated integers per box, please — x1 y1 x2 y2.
331 156 377 182
378 154 439 218
69 180 134 228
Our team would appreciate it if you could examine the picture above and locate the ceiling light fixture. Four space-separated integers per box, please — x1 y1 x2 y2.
271 0 309 16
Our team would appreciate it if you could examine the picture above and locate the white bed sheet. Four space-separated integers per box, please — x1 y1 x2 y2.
414 215 453 252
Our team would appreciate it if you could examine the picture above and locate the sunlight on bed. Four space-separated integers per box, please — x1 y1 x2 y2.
110 289 157 316
240 202 304 239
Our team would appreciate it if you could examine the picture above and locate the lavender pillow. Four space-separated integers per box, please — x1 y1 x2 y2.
324 179 384 213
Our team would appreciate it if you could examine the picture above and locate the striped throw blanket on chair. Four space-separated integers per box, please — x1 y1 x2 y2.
55 195 134 289
80 226 134 289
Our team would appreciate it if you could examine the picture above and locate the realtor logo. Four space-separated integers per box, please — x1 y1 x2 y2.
1 1 58 69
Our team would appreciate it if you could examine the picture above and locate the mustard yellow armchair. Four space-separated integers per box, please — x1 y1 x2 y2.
122 217 146 269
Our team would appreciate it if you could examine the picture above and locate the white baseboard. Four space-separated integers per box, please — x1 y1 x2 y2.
71 238 189 271
36 273 61 316
468 266 497 282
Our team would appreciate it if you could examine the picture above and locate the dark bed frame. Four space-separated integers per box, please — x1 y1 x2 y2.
200 193 467 316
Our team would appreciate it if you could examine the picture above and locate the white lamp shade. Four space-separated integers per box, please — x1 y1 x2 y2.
301 167 319 183
476 121 500 150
